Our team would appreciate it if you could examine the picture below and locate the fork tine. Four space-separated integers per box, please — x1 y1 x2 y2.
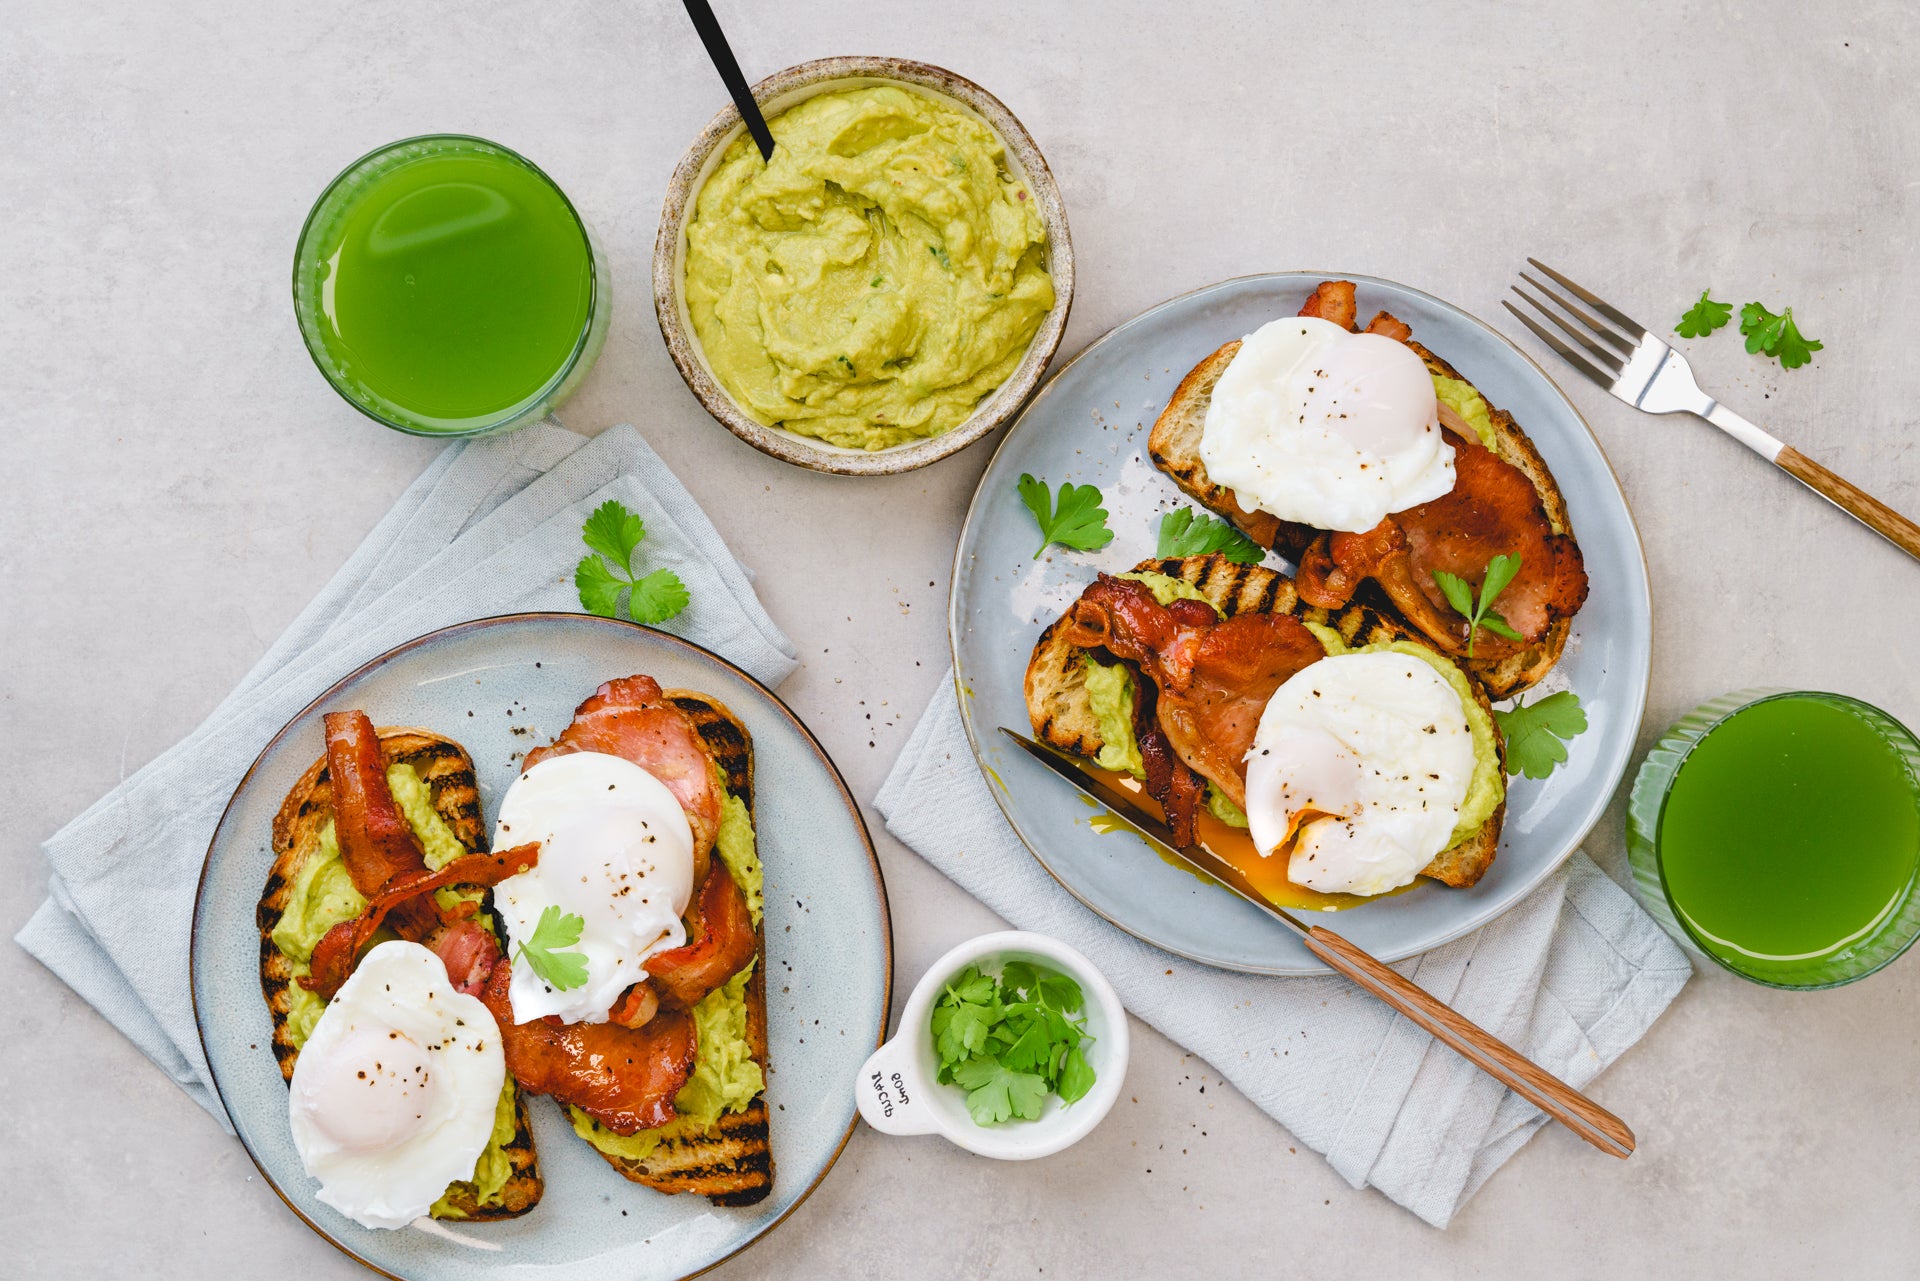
1518 272 1636 359
1525 258 1649 340
1502 301 1615 391
1512 283 1626 372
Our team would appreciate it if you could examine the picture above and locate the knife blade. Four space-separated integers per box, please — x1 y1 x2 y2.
997 727 1314 939
994 725 1638 1158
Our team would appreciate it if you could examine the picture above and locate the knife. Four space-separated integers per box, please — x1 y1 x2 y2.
998 727 1636 1159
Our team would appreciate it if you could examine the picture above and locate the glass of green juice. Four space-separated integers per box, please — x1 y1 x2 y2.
293 135 609 436
1627 689 1920 989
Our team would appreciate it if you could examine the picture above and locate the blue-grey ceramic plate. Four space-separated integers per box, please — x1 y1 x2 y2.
950 273 1651 975
192 613 891 1280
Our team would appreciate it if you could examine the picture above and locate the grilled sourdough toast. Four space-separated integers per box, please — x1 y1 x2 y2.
1148 329 1577 699
257 727 543 1221
579 690 775 1207
1025 554 1506 888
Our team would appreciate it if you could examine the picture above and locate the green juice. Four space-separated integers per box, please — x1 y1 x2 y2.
1657 694 1920 981
295 136 602 434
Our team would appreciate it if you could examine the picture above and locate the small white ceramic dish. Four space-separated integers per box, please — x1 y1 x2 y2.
855 931 1127 1160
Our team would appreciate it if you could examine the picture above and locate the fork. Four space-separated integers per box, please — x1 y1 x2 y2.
1504 259 1920 563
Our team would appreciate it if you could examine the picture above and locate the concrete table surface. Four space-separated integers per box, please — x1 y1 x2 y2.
5 2 1918 1276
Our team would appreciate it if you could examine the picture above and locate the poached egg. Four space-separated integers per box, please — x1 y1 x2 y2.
490 751 695 1025
1198 315 1452 532
1243 651 1476 896
288 940 505 1231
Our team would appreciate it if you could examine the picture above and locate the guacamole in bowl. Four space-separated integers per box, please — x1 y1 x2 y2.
656 57 1074 475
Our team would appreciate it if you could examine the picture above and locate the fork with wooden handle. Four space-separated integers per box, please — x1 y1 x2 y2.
1505 258 1920 562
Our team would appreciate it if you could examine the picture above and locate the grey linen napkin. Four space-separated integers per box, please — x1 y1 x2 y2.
874 678 1692 1228
17 422 797 1127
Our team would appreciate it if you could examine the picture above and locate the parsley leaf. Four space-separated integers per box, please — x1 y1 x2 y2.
1017 474 1114 559
1156 507 1265 564
1433 552 1522 657
1739 301 1823 370
574 498 689 626
1494 691 1588 780
1675 290 1733 339
581 499 646 570
1056 1045 1097 1105
574 554 627 619
628 568 691 625
952 1057 1050 1125
514 904 589 992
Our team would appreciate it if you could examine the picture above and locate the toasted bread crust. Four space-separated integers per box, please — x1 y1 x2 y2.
585 692 774 1207
1147 322 1579 697
256 727 543 1221
1025 554 1505 888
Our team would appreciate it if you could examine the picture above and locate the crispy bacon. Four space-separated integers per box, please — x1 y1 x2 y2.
1065 576 1328 809
524 675 721 879
1363 310 1413 342
481 961 698 1134
645 865 757 1010
608 982 660 1030
1297 415 1589 657
323 710 428 898
428 918 502 996
1299 279 1358 331
299 843 540 1000
1129 672 1206 845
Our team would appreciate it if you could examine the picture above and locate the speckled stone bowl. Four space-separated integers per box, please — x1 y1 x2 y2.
653 57 1075 476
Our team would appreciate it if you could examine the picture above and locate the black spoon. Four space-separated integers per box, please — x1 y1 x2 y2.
680 0 774 162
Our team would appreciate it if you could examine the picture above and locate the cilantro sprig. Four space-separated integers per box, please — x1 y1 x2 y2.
1494 690 1588 780
514 904 589 992
1432 552 1523 658
1739 301 1823 370
930 961 1096 1126
1017 474 1113 560
1157 506 1265 564
575 499 690 626
1675 290 1733 339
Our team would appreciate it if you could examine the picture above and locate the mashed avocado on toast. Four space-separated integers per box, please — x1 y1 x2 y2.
1077 570 1501 854
267 761 519 1214
1431 375 1497 451
569 792 765 1161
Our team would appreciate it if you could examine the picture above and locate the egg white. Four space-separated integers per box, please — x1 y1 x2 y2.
1199 315 1453 533
288 940 504 1231
491 751 695 1025
1243 651 1476 896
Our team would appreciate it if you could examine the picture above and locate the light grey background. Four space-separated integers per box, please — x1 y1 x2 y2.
5 2 1917 1277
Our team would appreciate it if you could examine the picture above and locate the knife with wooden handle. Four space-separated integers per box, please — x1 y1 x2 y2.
999 727 1636 1159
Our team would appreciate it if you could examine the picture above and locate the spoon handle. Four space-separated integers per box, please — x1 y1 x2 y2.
680 0 775 161
1302 924 1636 1159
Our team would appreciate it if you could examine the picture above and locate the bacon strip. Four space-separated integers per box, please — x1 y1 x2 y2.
428 918 502 997
1297 418 1589 657
300 843 540 1000
1065 576 1328 810
608 982 660 1030
524 675 722 879
323 710 428 898
1299 279 1357 331
481 962 698 1134
1130 673 1206 846
645 865 757 1010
